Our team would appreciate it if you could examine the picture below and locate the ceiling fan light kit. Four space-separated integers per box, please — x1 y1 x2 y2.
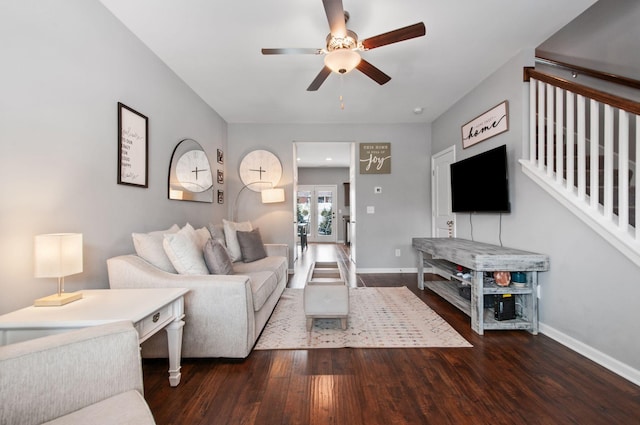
324 49 361 74
261 0 426 91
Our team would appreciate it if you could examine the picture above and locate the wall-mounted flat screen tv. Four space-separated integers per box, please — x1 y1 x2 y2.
450 144 510 213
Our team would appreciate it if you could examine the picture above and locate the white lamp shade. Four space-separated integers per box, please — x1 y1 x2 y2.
324 49 361 74
34 233 83 278
261 188 285 204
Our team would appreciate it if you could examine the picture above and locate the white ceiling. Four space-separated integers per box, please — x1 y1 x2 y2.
296 142 352 168
98 0 597 164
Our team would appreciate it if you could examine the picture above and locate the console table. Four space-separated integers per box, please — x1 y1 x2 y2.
0 288 188 386
412 238 549 335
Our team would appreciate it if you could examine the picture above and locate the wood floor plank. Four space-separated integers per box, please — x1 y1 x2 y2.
142 243 640 425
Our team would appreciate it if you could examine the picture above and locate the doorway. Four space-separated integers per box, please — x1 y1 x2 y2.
431 146 456 237
293 141 355 263
297 185 337 243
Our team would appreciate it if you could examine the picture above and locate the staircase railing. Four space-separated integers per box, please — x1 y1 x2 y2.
522 66 640 267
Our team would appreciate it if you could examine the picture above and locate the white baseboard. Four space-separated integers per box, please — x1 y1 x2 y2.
355 267 418 274
540 322 640 387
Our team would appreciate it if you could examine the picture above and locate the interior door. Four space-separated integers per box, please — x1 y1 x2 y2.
432 146 456 238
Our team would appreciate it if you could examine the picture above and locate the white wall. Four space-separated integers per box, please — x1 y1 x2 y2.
432 49 640 378
227 124 431 271
0 0 227 314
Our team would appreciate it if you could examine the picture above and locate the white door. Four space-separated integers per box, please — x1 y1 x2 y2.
298 185 337 243
313 185 337 242
432 146 456 238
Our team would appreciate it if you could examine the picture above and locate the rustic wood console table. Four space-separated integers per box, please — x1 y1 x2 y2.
412 238 549 335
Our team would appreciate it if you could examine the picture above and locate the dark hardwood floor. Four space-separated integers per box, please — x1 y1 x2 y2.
143 244 640 424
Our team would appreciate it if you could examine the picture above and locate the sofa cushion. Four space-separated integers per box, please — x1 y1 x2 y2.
242 271 279 311
223 219 252 262
163 224 209 275
236 228 267 263
203 238 234 275
132 224 180 273
43 390 155 425
233 255 287 287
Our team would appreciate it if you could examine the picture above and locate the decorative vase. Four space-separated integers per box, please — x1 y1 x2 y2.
493 271 511 286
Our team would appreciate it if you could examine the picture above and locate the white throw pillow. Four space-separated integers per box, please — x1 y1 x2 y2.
194 226 212 251
223 219 252 262
163 224 209 275
132 224 180 273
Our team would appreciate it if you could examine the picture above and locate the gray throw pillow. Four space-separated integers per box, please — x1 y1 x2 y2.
203 238 234 275
236 228 267 263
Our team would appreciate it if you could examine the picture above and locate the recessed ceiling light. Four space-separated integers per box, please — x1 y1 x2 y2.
413 107 424 115
326 157 333 161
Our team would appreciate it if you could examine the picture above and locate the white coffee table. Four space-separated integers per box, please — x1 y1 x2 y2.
0 288 188 387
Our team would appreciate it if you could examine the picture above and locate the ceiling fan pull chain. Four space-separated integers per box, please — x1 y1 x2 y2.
339 74 345 110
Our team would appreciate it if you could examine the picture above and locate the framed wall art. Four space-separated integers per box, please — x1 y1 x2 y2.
217 149 224 164
217 169 224 184
359 143 391 174
117 102 148 187
461 100 509 149
217 190 224 204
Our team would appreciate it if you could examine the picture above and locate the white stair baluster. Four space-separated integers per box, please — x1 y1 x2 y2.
590 99 600 209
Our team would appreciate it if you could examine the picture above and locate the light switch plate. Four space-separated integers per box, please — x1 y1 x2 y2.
374 186 382 194
367 206 375 214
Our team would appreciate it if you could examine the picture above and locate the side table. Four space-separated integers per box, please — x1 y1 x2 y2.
0 288 188 387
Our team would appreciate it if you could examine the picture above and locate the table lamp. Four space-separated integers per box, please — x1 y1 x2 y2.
34 233 83 306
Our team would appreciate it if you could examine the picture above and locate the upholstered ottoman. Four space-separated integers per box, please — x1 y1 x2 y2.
303 262 349 330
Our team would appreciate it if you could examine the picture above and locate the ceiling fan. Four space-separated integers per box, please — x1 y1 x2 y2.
261 0 426 91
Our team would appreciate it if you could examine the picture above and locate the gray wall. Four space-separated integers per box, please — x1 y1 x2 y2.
227 124 431 271
432 48 640 374
298 167 350 242
0 0 227 314
537 0 640 82
536 0 640 102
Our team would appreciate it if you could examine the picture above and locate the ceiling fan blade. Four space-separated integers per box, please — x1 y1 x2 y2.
261 48 322 55
307 66 332 91
356 59 391 85
362 22 426 50
322 0 347 38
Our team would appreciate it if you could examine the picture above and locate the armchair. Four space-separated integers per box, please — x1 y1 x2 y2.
0 321 155 425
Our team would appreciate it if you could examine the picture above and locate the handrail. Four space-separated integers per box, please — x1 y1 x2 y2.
524 67 640 115
535 55 640 91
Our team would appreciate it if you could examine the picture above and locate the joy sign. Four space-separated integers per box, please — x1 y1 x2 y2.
359 143 391 174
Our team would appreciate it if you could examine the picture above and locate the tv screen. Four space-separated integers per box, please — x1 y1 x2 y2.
450 145 510 213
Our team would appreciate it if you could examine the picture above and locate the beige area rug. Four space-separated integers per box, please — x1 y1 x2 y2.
255 286 472 350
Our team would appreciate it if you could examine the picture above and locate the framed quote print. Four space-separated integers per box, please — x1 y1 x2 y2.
117 102 148 187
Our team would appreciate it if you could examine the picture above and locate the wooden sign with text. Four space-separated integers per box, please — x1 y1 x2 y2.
359 143 391 174
461 101 509 149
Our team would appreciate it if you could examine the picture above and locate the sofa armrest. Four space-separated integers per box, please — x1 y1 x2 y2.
264 243 288 258
107 255 256 358
0 321 144 425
